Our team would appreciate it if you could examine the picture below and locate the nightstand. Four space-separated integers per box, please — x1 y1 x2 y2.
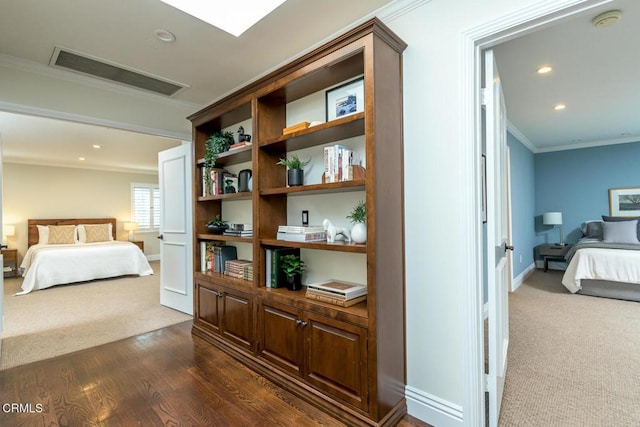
2 248 18 278
538 244 572 272
131 240 144 252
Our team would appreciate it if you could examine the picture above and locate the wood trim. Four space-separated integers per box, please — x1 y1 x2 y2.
28 218 117 247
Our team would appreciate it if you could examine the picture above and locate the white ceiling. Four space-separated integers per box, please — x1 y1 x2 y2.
0 0 638 172
494 0 640 152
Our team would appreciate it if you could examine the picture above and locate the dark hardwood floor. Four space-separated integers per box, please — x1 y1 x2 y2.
0 321 430 426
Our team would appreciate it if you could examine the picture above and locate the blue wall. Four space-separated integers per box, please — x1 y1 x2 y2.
535 141 640 244
508 132 536 277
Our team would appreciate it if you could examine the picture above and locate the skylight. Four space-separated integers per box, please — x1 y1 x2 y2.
160 0 287 37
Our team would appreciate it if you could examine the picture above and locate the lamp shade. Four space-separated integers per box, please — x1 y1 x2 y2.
3 224 15 237
123 222 138 231
543 212 562 226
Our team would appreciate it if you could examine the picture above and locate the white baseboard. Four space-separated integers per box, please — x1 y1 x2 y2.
406 385 463 427
511 262 536 292
147 254 160 261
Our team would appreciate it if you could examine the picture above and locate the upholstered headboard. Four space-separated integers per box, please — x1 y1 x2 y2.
27 218 117 247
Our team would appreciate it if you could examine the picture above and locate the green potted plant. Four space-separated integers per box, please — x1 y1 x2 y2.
206 214 228 234
347 200 367 244
276 154 311 186
280 254 306 291
205 131 234 169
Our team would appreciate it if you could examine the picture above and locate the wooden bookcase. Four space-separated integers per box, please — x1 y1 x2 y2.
188 18 406 426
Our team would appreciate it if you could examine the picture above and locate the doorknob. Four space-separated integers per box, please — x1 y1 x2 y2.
157 234 164 240
505 245 514 252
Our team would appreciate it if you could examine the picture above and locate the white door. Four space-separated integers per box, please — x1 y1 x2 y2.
484 49 511 427
0 134 4 334
158 144 193 315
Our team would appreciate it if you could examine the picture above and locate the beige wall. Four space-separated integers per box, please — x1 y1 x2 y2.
3 163 159 259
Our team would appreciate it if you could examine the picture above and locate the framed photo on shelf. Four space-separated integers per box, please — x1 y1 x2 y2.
609 187 640 216
325 77 364 122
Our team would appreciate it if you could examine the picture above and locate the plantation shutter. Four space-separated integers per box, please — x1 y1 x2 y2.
131 183 160 230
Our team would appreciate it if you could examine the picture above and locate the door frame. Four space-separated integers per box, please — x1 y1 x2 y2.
461 0 611 424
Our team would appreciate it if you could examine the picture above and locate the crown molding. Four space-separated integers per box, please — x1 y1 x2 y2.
0 53 202 111
3 159 159 175
536 134 640 153
506 120 536 153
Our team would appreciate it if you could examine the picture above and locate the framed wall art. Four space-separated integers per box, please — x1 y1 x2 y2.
325 77 364 122
609 187 640 217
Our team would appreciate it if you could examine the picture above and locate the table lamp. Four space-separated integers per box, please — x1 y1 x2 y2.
543 212 564 246
2 224 15 249
123 222 138 242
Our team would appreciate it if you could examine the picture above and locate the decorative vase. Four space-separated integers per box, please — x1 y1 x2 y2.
288 169 304 186
351 223 367 244
286 274 303 291
207 224 228 235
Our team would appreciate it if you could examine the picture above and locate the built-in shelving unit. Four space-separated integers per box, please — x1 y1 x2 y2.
188 18 406 426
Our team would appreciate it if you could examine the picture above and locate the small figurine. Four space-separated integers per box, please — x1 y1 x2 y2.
323 218 351 243
237 126 252 143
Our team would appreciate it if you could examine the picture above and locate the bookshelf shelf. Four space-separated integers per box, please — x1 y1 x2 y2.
189 18 406 426
261 238 366 254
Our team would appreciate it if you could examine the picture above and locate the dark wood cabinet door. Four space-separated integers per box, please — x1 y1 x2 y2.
304 312 368 412
221 288 253 352
257 299 304 377
196 283 221 334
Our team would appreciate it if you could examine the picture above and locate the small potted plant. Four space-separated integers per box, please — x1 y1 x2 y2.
204 131 234 170
280 254 306 291
347 200 366 244
276 154 311 186
206 214 228 234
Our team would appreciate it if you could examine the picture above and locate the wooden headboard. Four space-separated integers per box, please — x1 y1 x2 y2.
28 218 117 247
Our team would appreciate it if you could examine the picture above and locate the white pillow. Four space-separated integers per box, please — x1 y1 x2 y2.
77 223 113 243
603 220 640 244
36 225 49 244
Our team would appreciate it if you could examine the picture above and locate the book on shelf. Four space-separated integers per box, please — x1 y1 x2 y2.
224 259 253 280
277 225 325 234
228 141 252 150
265 248 272 287
305 291 367 307
222 230 253 237
212 245 237 274
204 168 230 196
276 231 326 242
323 145 361 183
269 247 300 288
305 280 367 300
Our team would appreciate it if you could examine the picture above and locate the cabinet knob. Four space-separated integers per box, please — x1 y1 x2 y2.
300 321 308 328
216 291 223 298
295 319 302 326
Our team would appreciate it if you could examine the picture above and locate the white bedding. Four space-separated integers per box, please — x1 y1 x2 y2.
561 247 640 293
18 241 153 295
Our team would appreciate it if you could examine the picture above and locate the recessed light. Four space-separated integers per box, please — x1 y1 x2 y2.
92 144 102 149
537 65 552 74
154 29 176 43
554 104 566 111
78 157 86 161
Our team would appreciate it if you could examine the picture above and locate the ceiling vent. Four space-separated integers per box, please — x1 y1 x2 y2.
49 47 188 96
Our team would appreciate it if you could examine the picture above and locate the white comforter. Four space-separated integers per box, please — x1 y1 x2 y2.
18 241 153 295
562 247 640 293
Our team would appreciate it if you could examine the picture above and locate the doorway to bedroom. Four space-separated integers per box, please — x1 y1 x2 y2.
478 0 640 424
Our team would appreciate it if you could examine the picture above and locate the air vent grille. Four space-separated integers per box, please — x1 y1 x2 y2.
52 48 186 96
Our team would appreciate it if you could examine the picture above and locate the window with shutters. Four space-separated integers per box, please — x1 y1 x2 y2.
131 183 160 230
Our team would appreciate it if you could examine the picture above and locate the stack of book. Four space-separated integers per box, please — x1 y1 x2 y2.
223 223 253 237
323 144 361 183
224 259 253 281
276 225 326 242
305 280 367 307
228 141 252 150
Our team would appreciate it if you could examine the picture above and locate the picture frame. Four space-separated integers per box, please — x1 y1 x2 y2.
609 187 640 217
325 77 364 122
481 155 487 223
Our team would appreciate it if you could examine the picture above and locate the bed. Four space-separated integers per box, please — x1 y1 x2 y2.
561 217 640 301
17 218 153 295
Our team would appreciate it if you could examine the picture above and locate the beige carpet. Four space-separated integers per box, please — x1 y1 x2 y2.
1 261 192 370
500 270 640 426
